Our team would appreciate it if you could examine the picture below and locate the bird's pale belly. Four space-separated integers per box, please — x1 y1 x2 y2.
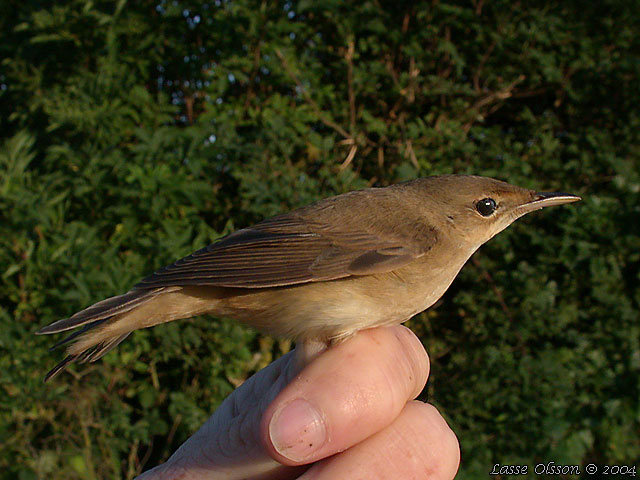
214 252 469 342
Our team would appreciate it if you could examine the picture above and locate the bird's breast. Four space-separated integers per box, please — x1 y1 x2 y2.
215 239 476 342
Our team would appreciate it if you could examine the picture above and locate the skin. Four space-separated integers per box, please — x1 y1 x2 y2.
135 326 460 480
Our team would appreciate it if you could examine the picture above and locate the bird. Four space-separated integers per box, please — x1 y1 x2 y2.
37 175 581 381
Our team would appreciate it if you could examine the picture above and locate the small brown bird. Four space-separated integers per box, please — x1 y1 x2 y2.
37 175 580 381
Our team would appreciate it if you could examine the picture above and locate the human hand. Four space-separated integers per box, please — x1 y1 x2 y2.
136 325 460 479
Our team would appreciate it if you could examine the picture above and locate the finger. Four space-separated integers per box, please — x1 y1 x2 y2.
261 325 430 465
300 402 460 480
136 351 304 480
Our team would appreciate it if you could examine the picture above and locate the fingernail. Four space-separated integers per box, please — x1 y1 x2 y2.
269 398 326 462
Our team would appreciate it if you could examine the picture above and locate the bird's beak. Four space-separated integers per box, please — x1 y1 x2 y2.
532 191 581 207
519 191 582 215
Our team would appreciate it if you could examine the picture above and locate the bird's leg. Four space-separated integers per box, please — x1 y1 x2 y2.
292 330 359 375
292 339 330 375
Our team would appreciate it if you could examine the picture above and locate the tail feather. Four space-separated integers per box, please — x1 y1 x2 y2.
39 285 212 381
44 355 78 382
37 288 163 382
83 333 131 363
43 333 133 382
76 345 100 363
48 319 109 351
36 288 164 335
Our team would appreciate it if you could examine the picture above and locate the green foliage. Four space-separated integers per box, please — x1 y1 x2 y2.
1 0 638 478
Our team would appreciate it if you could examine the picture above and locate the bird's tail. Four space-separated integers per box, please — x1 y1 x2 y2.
37 287 172 381
41 332 133 382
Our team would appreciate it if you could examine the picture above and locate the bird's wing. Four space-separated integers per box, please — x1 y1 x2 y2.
134 212 435 289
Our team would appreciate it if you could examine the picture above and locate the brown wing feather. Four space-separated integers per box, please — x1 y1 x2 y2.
134 211 431 289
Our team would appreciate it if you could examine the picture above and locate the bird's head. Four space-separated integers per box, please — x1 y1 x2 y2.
409 175 581 246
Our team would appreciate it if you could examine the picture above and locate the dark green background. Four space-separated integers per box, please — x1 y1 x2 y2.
1 1 638 478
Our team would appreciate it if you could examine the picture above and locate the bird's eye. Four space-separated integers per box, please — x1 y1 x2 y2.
476 198 497 216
